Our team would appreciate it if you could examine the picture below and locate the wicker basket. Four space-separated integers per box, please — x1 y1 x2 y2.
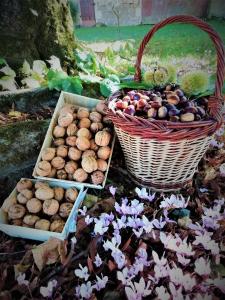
107 15 225 191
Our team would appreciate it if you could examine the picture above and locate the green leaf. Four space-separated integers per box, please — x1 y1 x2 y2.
107 74 120 83
100 79 119 97
119 81 152 90
78 72 101 84
47 70 67 90
0 58 7 66
62 77 83 95
21 60 31 76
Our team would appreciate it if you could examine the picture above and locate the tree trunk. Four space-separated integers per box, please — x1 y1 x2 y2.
0 0 75 69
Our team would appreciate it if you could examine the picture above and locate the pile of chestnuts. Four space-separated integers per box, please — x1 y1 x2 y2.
109 84 209 122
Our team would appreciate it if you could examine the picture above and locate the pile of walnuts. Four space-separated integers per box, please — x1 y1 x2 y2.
35 102 112 185
2 179 79 232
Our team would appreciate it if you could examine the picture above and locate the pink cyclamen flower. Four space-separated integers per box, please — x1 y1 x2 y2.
194 257 211 276
125 278 152 300
17 273 29 286
155 286 170 300
94 253 103 267
135 187 155 202
109 185 117 196
40 279 57 298
160 194 188 209
74 264 90 281
94 274 108 291
75 281 93 299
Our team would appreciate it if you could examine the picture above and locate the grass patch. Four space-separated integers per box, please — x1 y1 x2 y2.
75 20 225 58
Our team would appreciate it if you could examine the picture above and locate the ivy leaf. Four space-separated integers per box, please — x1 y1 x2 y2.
107 74 120 83
100 79 119 97
0 58 7 66
47 70 67 90
21 60 31 76
62 77 83 95
78 72 101 84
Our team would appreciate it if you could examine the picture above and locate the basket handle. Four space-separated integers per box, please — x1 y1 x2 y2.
134 15 225 98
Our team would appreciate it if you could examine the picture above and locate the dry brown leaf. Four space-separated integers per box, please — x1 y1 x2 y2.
14 264 30 278
32 238 67 271
87 256 94 273
203 166 217 183
108 259 116 271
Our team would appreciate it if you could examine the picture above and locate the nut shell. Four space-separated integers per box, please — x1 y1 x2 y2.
91 170 105 185
8 204 26 219
58 112 73 127
53 126 65 138
16 179 33 192
56 145 68 158
65 188 78 203
65 161 78 174
76 137 90 151
2 195 17 212
96 102 107 115
36 161 51 177
51 156 65 169
95 131 111 147
53 138 65 146
60 104 76 115
11 219 23 226
67 123 78 136
79 118 91 129
48 167 57 178
90 122 103 133
26 198 42 213
81 156 98 173
17 193 29 204
89 111 102 123
23 215 40 226
35 181 49 189
50 220 65 232
82 150 97 159
35 219 50 231
53 187 64 201
97 159 108 172
35 186 54 200
73 168 88 182
59 202 73 218
77 128 92 139
41 147 56 161
97 146 111 160
90 139 99 151
20 189 33 200
66 136 77 147
57 169 67 180
43 199 59 215
77 107 89 119
68 147 82 161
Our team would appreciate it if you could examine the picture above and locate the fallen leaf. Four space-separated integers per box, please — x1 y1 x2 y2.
32 238 67 271
122 237 132 251
203 166 217 183
14 264 30 278
87 256 94 273
108 260 116 271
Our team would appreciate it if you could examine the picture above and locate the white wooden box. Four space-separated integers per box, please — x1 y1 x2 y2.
0 178 87 241
33 91 115 189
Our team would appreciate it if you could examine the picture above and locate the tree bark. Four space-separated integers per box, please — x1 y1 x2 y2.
0 0 75 68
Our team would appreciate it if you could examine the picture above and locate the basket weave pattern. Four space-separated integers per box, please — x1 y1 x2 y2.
107 15 225 191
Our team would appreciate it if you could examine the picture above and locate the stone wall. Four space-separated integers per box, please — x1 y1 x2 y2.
94 0 141 26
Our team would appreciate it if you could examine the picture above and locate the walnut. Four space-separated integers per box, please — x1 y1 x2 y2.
81 156 98 173
17 193 29 204
35 186 54 200
95 130 111 147
79 118 91 129
76 137 90 151
90 139 99 151
90 122 103 133
65 161 78 174
68 147 82 161
89 111 102 123
58 112 73 127
97 146 111 160
65 188 78 203
53 138 65 147
2 195 17 212
67 123 78 136
77 107 89 119
53 187 64 201
53 125 66 138
59 202 73 218
103 115 112 124
96 101 107 115
26 198 42 213
51 156 65 169
35 181 50 189
43 199 59 215
48 167 57 178
50 219 65 232
77 128 92 139
20 189 33 200
36 161 52 177
56 145 68 158
23 215 40 226
57 169 67 180
16 179 33 192
82 150 97 159
66 136 77 147
35 219 50 231
11 219 23 226
91 170 105 185
73 168 88 183
97 159 108 172
60 104 76 115
8 204 26 219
